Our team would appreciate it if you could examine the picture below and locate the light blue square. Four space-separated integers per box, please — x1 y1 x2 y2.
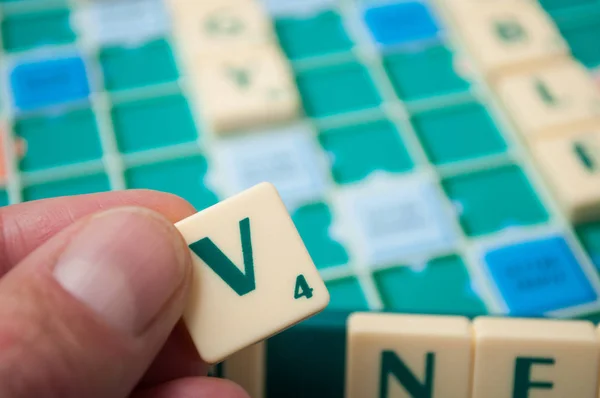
10 56 90 111
363 1 440 47
485 236 597 316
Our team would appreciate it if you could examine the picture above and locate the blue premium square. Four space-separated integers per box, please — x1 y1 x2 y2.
10 56 91 111
363 1 440 47
484 236 597 315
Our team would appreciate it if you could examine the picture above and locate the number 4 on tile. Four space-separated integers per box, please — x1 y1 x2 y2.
294 274 313 300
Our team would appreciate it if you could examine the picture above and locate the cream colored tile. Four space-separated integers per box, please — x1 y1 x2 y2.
472 317 599 398
222 342 266 398
443 0 568 77
168 0 273 58
495 59 600 138
346 313 472 398
175 182 329 364
192 45 301 134
532 126 600 222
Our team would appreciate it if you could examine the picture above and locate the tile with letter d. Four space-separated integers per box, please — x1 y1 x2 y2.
495 59 600 139
442 0 568 77
346 313 473 398
192 45 300 134
532 126 600 222
175 182 329 364
472 317 600 398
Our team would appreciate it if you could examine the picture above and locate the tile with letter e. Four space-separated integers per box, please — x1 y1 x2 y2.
484 236 597 315
10 56 90 111
363 1 441 48
494 59 600 139
443 0 568 77
472 317 599 398
175 182 329 364
169 0 273 59
334 176 456 267
346 313 473 398
192 46 300 134
531 126 600 222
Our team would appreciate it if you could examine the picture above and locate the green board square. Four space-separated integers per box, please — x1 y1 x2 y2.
15 108 102 171
23 173 111 201
292 203 349 270
325 277 369 311
112 94 198 153
1 9 75 52
0 191 8 207
374 256 488 316
319 119 413 184
383 45 470 101
125 156 218 211
442 165 548 236
559 18 600 68
275 10 353 60
100 39 179 91
296 61 382 118
412 102 507 165
539 0 596 11
576 222 600 270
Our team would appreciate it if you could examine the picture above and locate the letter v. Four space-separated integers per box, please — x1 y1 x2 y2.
189 217 256 296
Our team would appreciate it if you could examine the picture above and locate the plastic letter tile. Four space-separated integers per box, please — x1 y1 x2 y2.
169 0 273 58
484 236 597 315
221 343 266 398
577 222 600 271
192 46 300 134
23 173 111 201
444 1 568 77
296 61 381 118
325 277 369 311
374 255 488 315
125 156 218 212
495 60 600 139
275 10 353 60
346 313 473 398
363 1 441 47
10 57 90 111
319 120 413 184
531 127 600 222
15 108 102 172
335 176 456 267
383 45 470 101
412 102 507 165
292 203 349 270
472 317 599 398
442 165 548 236
100 39 179 91
112 95 198 153
213 125 327 210
560 17 600 68
81 0 168 46
1 9 75 52
175 182 329 364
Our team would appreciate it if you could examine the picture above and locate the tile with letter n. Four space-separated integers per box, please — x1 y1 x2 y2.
175 182 329 364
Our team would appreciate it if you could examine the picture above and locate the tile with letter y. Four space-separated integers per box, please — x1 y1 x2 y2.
175 182 329 364
472 317 600 398
346 313 473 398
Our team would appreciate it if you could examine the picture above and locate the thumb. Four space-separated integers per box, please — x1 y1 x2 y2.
0 207 193 398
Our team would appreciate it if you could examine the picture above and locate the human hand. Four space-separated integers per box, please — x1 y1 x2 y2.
0 190 250 398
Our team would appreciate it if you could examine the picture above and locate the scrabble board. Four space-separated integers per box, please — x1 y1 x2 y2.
1 0 600 396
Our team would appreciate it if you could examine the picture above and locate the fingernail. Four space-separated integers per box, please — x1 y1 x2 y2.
54 208 189 336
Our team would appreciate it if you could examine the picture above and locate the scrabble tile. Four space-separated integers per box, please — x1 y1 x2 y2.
192 46 300 134
443 0 568 77
495 60 600 139
484 236 597 315
214 124 328 210
221 342 266 398
472 317 600 398
169 0 273 58
346 313 473 398
334 176 456 267
531 127 600 222
175 182 329 364
10 56 90 111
